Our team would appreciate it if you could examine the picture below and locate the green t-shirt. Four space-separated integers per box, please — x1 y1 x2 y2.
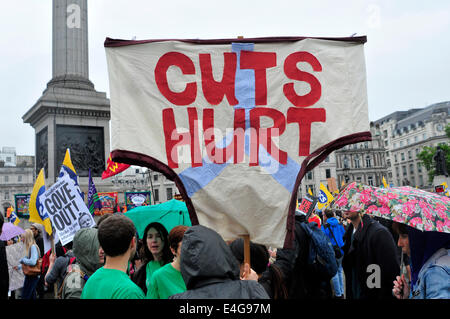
146 263 186 299
81 267 145 299
145 260 164 288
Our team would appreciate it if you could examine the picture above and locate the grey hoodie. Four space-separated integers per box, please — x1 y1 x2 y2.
61 228 102 299
170 225 269 299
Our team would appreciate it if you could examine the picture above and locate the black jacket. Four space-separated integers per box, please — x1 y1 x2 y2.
274 214 331 299
0 240 9 299
342 214 399 299
170 225 269 299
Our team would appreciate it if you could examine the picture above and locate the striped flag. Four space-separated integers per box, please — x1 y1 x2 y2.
88 169 102 215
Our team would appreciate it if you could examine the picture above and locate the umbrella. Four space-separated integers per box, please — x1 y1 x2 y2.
0 222 25 241
331 182 450 233
124 199 192 238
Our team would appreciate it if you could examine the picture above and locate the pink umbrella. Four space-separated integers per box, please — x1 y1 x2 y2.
0 222 25 241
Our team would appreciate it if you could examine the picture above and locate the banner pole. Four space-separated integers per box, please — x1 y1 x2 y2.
242 234 251 273
50 234 58 299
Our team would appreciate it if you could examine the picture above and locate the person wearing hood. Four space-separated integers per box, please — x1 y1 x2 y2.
60 228 104 299
392 222 450 299
30 223 45 298
169 225 269 299
229 238 288 299
322 209 346 299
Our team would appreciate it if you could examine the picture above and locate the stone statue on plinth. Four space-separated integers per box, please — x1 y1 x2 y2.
434 145 448 177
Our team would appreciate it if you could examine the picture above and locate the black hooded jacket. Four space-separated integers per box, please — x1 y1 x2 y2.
342 214 399 299
170 225 269 299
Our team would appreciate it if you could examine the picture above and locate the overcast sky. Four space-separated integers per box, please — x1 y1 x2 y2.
1 0 449 156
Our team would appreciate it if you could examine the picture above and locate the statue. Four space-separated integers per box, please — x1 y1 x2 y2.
433 145 448 177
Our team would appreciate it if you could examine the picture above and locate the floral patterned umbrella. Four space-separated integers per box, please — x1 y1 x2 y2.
331 182 450 233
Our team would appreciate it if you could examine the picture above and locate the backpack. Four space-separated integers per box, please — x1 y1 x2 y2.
299 222 338 281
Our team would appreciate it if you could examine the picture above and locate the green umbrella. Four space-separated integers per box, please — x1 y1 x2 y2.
124 199 192 238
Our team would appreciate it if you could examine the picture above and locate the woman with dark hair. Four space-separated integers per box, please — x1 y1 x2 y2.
147 225 188 299
229 238 288 299
131 222 173 294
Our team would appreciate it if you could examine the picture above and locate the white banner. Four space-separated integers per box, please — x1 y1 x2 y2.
39 174 96 246
6 242 25 291
105 37 370 248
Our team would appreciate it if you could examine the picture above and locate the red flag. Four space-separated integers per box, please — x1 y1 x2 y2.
102 155 131 179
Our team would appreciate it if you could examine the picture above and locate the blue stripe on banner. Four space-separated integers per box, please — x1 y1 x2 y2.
179 42 300 197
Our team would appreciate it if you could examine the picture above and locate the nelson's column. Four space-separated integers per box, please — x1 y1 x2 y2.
23 0 110 192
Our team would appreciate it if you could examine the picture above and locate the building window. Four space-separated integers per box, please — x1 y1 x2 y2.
354 156 360 169
400 141 404 147
4 176 8 182
402 166 407 176
324 156 330 163
401 153 405 161
154 174 158 182
368 176 374 186
154 189 159 202
166 188 173 200
407 138 410 145
307 171 313 180
365 156 372 168
343 156 349 169
6 157 11 163
414 136 418 142
408 150 412 159
418 163 422 173
409 164 414 174
423 133 427 140
419 175 424 186
18 175 22 182
394 154 398 163
4 191 8 200
396 167 399 177
384 140 388 147
325 169 331 179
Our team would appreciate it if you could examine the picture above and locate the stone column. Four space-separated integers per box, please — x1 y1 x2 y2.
49 0 94 90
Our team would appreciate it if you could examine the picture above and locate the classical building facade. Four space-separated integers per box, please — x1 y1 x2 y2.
334 124 388 188
0 147 35 215
374 101 450 189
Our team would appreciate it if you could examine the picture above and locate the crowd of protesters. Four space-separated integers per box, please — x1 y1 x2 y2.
0 204 449 300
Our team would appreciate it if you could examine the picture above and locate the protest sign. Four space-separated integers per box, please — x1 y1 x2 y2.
97 192 119 214
105 36 370 248
39 174 95 246
6 242 25 291
298 194 318 217
125 191 151 210
14 194 30 217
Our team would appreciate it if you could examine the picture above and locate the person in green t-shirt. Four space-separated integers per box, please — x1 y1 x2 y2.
131 222 173 294
147 225 188 299
81 214 145 299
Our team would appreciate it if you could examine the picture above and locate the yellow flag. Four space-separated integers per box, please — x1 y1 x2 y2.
29 168 52 235
382 176 388 188
308 187 313 196
317 183 334 210
441 182 449 196
10 209 20 226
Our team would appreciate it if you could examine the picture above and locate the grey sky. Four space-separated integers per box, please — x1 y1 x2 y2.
1 0 450 155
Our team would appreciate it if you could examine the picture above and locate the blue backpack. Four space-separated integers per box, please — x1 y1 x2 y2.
299 222 338 281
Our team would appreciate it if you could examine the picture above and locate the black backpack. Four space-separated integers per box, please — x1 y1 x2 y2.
324 223 343 259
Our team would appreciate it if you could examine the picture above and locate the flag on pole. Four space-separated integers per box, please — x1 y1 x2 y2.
29 168 52 235
9 207 20 226
308 187 313 196
6 205 13 218
441 182 449 197
58 148 83 198
102 154 131 179
317 182 334 210
88 169 102 215
382 176 388 188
